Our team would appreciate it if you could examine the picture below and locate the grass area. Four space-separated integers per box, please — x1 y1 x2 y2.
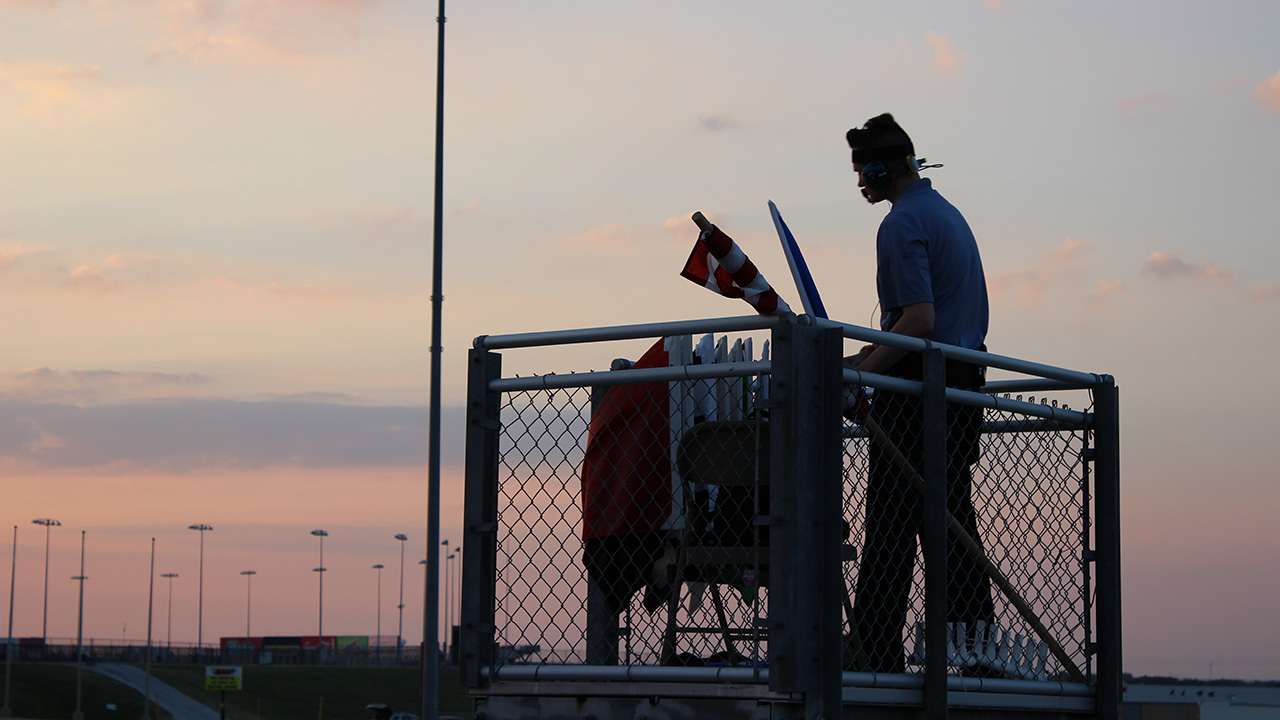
149 665 471 720
2 663 174 720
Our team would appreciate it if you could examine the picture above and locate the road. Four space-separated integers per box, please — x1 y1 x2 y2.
88 664 219 720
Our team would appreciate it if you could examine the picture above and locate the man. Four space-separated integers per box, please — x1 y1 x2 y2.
844 113 994 673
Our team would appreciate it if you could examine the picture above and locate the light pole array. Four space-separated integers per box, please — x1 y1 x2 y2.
31 518 60 646
240 571 256 638
310 529 327 658
394 533 407 663
187 523 213 654
161 573 178 652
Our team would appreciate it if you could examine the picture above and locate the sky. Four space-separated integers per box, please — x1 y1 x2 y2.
1 0 1278 681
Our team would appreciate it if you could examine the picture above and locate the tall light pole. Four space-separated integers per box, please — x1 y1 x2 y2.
187 524 213 654
424 2 447 719
160 574 178 653
71 530 86 720
394 533 407 664
310 529 327 660
371 564 384 658
142 538 155 720
31 518 60 647
3 525 16 718
240 571 256 638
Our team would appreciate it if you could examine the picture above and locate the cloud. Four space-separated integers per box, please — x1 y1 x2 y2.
988 238 1093 309
924 31 968 76
560 223 632 253
0 399 459 473
1140 251 1233 287
0 368 212 405
1255 69 1280 113
982 0 1006 8
216 276 342 300
1208 77 1245 98
0 60 116 118
1245 284 1278 302
1086 279 1127 312
142 0 389 67
63 264 119 292
698 114 742 133
1119 91 1165 113
0 0 58 10
0 244 38 272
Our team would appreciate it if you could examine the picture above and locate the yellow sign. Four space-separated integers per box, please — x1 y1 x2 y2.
204 666 243 691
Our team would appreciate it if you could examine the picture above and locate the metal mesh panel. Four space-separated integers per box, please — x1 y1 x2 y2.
841 387 1091 680
485 337 1093 681
493 369 772 668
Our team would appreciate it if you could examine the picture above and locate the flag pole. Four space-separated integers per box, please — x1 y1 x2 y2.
423 1 445 719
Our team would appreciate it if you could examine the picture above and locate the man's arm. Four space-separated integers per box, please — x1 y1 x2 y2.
843 301 934 376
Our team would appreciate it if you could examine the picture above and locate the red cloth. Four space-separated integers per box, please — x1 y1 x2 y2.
581 339 673 539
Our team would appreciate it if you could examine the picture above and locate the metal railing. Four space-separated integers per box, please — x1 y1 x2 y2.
461 314 1120 720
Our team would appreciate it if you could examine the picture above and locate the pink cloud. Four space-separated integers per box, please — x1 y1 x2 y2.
988 238 1093 309
63 264 118 292
1140 251 1233 287
216 276 342 300
925 31 968 76
0 60 115 117
561 223 633 253
1086 279 1127 312
0 367 211 404
0 244 38 272
143 0 389 67
1119 91 1165 113
1208 77 1245 98
1255 69 1280 113
1245 283 1278 302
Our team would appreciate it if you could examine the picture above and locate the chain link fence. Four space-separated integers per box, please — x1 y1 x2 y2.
483 338 1094 683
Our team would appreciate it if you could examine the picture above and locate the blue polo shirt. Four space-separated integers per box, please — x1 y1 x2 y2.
876 178 988 349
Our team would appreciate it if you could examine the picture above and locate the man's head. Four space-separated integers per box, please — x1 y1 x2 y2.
847 113 918 204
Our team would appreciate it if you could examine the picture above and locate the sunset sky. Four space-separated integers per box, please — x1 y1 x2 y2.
2 0 1278 680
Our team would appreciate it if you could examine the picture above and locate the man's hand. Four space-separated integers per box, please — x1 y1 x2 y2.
844 344 876 369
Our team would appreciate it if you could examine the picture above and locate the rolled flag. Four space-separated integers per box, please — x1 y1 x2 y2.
768 200 869 424
681 221 790 315
770 200 827 319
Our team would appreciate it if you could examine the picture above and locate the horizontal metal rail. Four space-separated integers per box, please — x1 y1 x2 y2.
489 361 771 393
843 370 1089 427
482 665 1093 698
475 314 784 350
817 318 1103 389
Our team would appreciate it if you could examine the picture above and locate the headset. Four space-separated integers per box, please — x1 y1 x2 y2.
859 154 921 191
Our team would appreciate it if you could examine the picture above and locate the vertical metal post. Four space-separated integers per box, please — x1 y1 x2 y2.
143 538 155 720
920 348 949 720
461 347 501 687
3 525 15 718
768 318 843 720
585 385 621 666
72 531 86 720
423 1 446 718
1092 378 1122 720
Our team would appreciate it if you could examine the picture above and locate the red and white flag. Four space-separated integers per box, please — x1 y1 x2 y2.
681 225 790 315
